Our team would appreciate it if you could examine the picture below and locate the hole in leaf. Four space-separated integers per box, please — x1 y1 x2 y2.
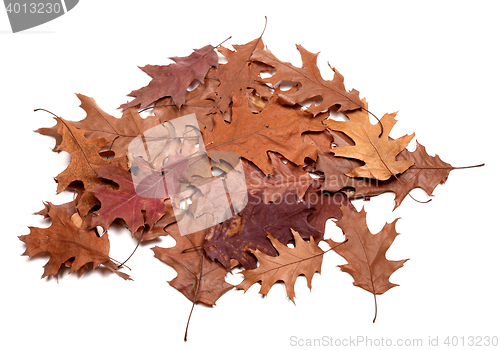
217 52 228 64
260 67 276 79
329 110 349 122
95 226 104 237
300 95 323 109
277 80 297 91
187 79 201 91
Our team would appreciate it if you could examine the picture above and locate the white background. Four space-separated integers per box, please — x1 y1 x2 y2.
1 1 498 349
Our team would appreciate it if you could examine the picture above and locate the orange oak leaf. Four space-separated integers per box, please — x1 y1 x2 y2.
214 37 272 117
19 202 130 280
54 118 128 193
324 99 415 181
88 163 168 234
243 152 313 203
204 90 325 176
120 45 218 110
251 45 363 115
327 205 407 321
237 229 325 303
152 224 234 306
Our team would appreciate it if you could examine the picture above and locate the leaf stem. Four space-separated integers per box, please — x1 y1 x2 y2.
452 163 485 170
183 235 204 342
260 16 268 39
118 228 145 268
365 109 384 138
214 36 232 49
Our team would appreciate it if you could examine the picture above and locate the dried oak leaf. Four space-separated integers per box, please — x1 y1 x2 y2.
54 118 128 194
152 223 233 306
153 76 218 131
237 229 325 303
303 180 354 234
65 182 101 217
251 45 363 115
204 90 325 176
133 200 176 241
36 95 161 158
204 192 322 271
366 142 453 207
317 140 453 208
120 45 218 110
324 99 415 181
327 205 407 321
243 152 313 203
35 200 76 219
20 202 130 280
88 163 169 234
72 94 161 158
214 37 272 117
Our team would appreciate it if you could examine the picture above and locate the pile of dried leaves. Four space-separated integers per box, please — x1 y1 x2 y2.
21 29 482 340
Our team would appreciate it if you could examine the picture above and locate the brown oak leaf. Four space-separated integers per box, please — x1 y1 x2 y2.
133 200 176 241
152 223 233 306
54 118 128 193
120 45 218 110
88 163 168 234
303 179 354 234
327 205 407 321
243 152 313 203
251 45 363 115
72 94 161 158
324 99 415 181
237 229 325 303
204 90 325 176
317 141 454 208
214 37 272 117
204 191 322 271
19 202 129 280
153 76 218 131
